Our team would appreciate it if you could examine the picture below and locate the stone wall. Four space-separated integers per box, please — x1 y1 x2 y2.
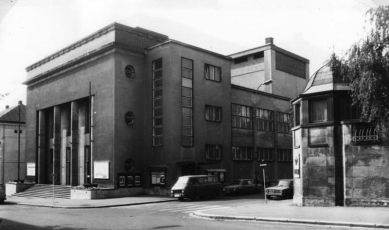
343 123 389 206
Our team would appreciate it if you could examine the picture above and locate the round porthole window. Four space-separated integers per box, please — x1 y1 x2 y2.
125 65 135 78
124 112 135 125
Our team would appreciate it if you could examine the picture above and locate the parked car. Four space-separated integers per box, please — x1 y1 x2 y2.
223 179 262 195
0 184 6 204
265 179 293 199
171 175 223 201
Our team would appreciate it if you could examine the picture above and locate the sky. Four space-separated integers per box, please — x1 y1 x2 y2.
0 0 387 109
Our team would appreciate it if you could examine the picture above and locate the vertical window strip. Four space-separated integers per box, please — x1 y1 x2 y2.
182 58 194 146
153 59 163 146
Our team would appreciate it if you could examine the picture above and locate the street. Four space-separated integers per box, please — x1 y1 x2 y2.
0 194 355 230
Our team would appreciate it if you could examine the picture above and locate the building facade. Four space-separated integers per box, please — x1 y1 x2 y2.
24 23 309 196
0 102 26 184
292 64 389 206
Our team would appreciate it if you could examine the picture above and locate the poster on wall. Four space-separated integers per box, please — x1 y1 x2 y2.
94 161 109 179
27 163 35 176
294 154 300 178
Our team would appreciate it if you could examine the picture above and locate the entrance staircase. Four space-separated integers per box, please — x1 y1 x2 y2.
11 184 71 199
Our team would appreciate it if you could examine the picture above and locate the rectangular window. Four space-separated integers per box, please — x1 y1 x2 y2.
205 105 221 122
205 64 221 82
277 112 290 133
256 108 274 131
232 146 253 161
153 59 163 146
277 149 292 161
258 148 274 161
234 56 248 64
310 98 327 123
205 145 222 161
294 103 301 126
182 58 194 147
151 171 166 186
232 104 253 129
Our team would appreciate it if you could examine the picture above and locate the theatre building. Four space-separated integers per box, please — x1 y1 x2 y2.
23 23 309 198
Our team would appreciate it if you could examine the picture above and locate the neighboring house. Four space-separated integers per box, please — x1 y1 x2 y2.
23 23 309 197
292 64 389 207
0 102 26 184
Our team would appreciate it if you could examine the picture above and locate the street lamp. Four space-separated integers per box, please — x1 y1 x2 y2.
252 79 273 189
260 163 267 203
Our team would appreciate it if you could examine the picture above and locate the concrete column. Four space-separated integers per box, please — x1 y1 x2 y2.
60 107 69 185
71 101 79 186
53 106 61 185
90 95 94 184
37 110 46 184
78 103 86 185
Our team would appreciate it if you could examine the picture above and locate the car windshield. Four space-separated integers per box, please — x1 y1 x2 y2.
277 180 292 187
175 177 190 186
231 180 242 185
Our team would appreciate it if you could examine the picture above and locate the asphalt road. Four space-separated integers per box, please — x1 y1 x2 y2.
0 194 353 230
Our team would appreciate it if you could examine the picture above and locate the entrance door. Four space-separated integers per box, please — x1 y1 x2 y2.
66 148 71 185
85 146 91 184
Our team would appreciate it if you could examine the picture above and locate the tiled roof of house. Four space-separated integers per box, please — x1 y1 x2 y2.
0 104 26 123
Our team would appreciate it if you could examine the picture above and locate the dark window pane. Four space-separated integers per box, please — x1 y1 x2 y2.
153 79 162 89
153 108 162 117
182 87 192 97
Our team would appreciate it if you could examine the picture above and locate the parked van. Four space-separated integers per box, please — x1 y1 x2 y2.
171 175 223 201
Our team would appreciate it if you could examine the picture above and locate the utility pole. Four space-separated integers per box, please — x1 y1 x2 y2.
17 101 21 182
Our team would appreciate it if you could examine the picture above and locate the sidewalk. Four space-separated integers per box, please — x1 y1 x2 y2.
5 195 176 209
5 195 389 229
193 199 389 229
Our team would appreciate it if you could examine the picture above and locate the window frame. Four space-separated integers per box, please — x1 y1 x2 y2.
309 98 328 123
232 104 253 129
276 112 291 134
181 57 194 147
205 105 222 122
232 146 253 161
152 59 163 146
205 144 222 161
257 148 275 161
256 108 274 131
204 63 222 82
277 149 292 162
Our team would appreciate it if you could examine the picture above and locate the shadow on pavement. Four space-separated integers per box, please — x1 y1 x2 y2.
0 218 79 230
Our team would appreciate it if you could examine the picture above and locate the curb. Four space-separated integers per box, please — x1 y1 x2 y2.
192 211 389 229
6 199 176 209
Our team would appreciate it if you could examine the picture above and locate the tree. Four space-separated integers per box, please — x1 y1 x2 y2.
330 6 389 127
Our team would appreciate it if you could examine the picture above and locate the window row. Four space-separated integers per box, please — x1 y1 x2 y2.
232 103 290 133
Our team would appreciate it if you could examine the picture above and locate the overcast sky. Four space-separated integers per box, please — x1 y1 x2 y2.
0 0 387 109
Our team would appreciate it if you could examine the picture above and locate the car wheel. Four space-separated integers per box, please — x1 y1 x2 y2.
266 195 272 200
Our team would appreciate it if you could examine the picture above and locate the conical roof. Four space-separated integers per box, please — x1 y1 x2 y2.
0 104 26 123
301 63 350 95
